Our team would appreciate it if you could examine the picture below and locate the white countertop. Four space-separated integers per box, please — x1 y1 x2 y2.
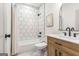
46 34 79 45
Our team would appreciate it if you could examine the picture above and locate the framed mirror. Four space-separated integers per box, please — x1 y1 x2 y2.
59 3 79 31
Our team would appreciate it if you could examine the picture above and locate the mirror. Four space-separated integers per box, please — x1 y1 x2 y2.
59 3 79 31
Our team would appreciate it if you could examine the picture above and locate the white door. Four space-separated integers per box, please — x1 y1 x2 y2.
0 3 5 53
0 3 11 56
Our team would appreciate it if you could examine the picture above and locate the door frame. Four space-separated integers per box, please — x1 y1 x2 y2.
11 3 17 56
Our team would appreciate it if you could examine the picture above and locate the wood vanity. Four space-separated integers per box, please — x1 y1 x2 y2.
47 36 79 56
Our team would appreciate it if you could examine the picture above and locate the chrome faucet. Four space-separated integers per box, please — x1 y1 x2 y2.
66 27 71 36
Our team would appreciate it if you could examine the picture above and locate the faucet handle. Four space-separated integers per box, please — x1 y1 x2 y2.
73 32 79 37
73 33 76 37
63 32 66 36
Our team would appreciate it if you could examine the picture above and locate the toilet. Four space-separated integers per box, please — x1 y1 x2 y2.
34 41 47 56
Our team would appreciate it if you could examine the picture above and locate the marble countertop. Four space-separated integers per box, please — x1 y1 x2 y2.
46 34 79 45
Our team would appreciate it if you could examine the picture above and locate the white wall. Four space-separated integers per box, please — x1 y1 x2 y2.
45 3 61 34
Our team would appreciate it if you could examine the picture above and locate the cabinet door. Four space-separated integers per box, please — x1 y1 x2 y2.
47 36 56 56
48 37 63 56
54 43 62 56
48 41 61 56
48 42 55 56
61 45 79 56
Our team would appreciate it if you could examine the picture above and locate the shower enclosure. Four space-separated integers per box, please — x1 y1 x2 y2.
12 3 46 55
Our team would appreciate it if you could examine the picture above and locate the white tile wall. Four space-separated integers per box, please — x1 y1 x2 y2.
15 5 39 41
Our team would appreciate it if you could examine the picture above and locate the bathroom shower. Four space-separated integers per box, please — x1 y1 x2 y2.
12 3 46 55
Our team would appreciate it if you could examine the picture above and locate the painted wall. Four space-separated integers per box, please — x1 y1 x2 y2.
42 3 61 34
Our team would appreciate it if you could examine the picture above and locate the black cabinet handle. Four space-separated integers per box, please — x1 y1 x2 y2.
73 33 76 37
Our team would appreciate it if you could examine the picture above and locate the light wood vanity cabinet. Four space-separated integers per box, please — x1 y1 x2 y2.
47 37 57 56
47 36 79 56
